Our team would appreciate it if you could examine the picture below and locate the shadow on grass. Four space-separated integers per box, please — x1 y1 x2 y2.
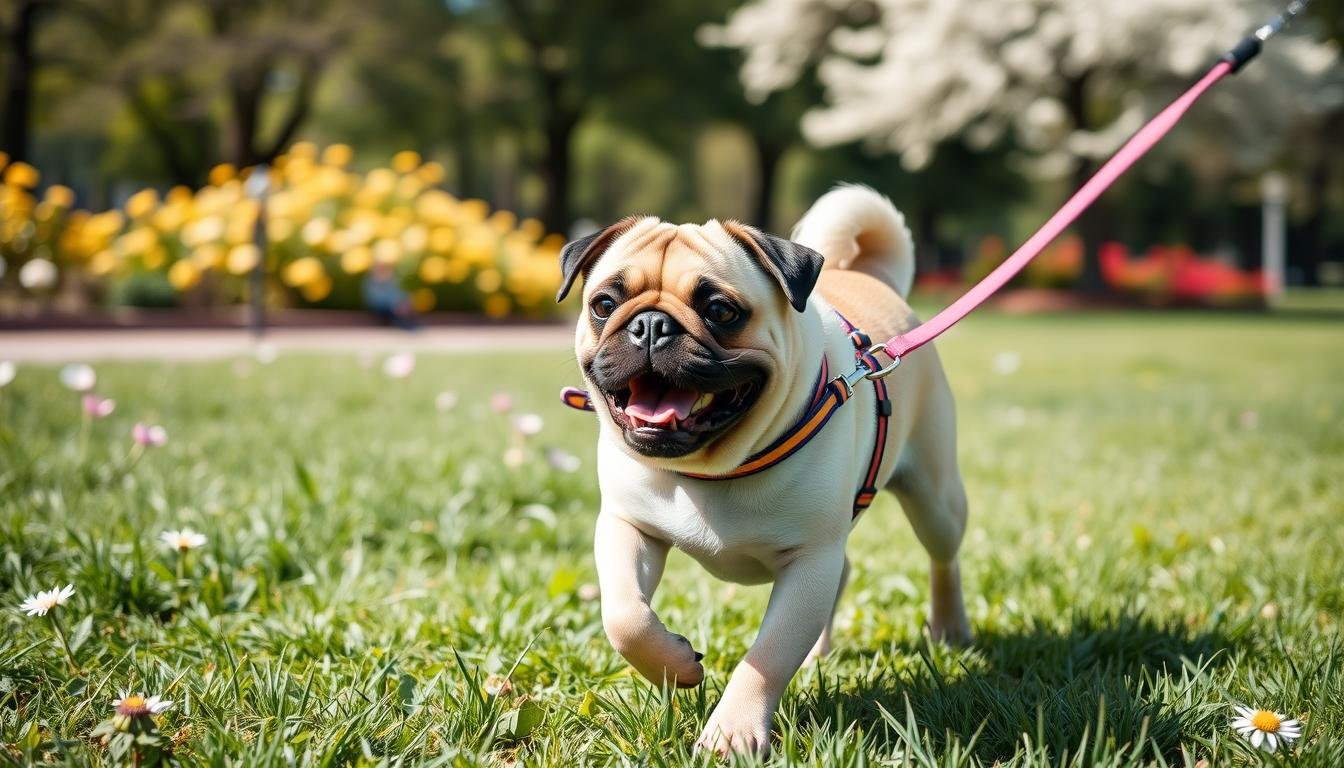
795 613 1237 763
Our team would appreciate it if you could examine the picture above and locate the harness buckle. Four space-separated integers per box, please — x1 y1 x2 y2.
863 343 901 379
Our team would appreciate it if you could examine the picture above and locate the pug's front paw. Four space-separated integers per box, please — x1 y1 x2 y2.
605 610 705 688
652 633 705 689
695 702 771 758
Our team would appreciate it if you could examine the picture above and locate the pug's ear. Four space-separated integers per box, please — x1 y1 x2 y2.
722 221 824 313
556 216 643 302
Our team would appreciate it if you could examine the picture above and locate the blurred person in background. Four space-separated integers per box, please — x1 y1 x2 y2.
362 262 419 330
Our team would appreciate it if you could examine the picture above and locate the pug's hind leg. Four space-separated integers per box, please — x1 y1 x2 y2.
887 386 971 645
806 556 849 663
892 474 971 644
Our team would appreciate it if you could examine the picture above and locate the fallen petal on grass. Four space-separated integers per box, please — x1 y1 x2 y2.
133 422 168 447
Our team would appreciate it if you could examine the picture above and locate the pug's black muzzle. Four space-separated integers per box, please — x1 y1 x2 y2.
586 311 767 458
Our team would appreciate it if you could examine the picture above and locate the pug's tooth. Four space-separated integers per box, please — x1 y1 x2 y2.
692 393 714 414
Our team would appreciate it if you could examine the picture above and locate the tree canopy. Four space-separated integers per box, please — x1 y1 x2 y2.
2 0 1342 283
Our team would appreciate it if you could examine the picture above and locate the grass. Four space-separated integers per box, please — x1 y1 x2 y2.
1276 288 1344 315
1 309 1342 767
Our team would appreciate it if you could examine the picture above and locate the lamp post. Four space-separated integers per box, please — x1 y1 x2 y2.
244 165 271 337
1260 171 1287 306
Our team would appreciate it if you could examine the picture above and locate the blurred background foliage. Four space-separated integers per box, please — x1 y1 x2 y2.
0 0 1341 313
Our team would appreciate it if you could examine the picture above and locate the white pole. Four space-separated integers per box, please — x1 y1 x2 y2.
1260 171 1287 306
245 165 271 337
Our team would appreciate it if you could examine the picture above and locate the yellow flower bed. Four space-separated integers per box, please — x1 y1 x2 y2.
0 145 565 317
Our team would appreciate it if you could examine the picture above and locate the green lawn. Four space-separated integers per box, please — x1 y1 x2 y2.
2 311 1342 767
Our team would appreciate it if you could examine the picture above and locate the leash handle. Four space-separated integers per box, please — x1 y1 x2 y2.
1224 0 1312 72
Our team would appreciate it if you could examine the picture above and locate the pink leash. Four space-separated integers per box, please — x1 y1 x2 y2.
881 62 1230 361
864 1 1311 369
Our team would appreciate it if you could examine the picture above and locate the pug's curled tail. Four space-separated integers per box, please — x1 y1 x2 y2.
791 184 915 298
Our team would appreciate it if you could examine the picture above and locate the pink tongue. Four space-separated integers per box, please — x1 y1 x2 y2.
625 383 698 425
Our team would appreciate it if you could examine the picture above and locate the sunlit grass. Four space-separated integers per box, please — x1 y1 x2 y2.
1 310 1342 766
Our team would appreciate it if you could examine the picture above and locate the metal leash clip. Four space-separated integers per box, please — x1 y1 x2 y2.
837 361 874 397
864 344 901 380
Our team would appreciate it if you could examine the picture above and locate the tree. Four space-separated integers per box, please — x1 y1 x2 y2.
480 0 795 231
707 0 1341 289
1299 0 1344 283
37 0 216 186
313 0 469 181
0 0 48 163
38 0 360 186
594 0 817 230
200 0 354 168
486 0 642 232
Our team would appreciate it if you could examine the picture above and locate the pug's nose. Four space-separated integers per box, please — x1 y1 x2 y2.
627 310 683 350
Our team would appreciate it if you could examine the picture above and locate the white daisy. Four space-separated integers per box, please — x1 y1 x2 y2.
545 447 581 473
19 583 75 617
382 352 416 379
19 257 58 290
59 363 96 392
0 360 15 388
513 413 544 436
993 350 1021 375
1232 705 1302 752
159 529 207 552
113 692 173 717
253 341 278 364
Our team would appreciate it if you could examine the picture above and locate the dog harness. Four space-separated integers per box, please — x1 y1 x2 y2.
560 311 891 518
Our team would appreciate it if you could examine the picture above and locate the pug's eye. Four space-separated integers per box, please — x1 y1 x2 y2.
590 295 617 319
704 299 740 326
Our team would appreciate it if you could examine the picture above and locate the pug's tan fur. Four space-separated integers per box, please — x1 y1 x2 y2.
565 186 970 757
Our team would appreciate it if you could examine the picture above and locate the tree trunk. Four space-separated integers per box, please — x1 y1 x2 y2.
447 76 477 198
222 54 319 168
539 72 577 234
1300 111 1343 286
1 0 39 163
752 137 784 231
1063 72 1110 293
916 204 941 275
257 63 317 163
1071 154 1109 292
225 72 264 168
126 83 201 186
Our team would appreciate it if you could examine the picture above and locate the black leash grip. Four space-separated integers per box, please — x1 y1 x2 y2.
1221 35 1263 74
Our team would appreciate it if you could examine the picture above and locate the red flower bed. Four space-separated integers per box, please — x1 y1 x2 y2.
1099 242 1264 304
914 237 1264 307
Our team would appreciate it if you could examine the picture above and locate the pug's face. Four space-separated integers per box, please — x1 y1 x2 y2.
558 217 823 467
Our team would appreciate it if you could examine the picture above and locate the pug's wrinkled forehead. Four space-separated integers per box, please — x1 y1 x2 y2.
556 217 824 318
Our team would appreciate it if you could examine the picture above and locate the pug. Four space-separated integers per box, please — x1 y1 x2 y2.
557 185 971 757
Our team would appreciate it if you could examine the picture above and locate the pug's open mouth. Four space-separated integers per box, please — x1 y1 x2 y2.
602 372 763 457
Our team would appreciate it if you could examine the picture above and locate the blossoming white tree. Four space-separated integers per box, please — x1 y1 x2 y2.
704 0 1341 287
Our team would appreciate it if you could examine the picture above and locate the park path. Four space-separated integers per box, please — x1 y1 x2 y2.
0 325 573 363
